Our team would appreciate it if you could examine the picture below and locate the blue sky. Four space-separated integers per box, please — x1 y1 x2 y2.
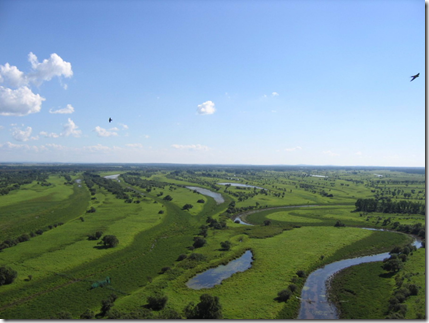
0 0 424 166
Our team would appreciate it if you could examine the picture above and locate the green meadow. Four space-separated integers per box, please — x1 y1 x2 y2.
0 165 425 319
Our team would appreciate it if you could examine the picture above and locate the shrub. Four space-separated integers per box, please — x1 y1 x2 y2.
185 294 222 319
80 309 95 319
101 235 119 248
288 284 297 293
276 289 292 302
0 266 17 286
220 241 231 251
147 295 168 311
193 237 206 248
296 270 306 278
177 254 187 261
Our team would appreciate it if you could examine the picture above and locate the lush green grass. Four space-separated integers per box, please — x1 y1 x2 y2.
0 168 424 319
0 175 89 241
329 247 425 319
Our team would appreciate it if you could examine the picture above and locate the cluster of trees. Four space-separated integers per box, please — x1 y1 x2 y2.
121 173 167 191
82 173 129 200
355 198 425 215
0 222 64 252
382 245 421 319
0 170 49 196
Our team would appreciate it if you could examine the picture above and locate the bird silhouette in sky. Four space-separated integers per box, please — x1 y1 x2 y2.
109 118 112 123
410 73 419 82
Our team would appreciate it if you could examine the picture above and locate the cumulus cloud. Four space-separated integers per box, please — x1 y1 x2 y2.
0 141 45 152
285 146 302 152
172 144 209 151
120 123 129 130
197 101 216 115
49 104 74 114
272 92 279 96
12 126 33 141
28 52 73 85
95 126 118 137
0 52 72 117
40 131 60 138
0 86 45 116
0 63 26 87
62 118 81 137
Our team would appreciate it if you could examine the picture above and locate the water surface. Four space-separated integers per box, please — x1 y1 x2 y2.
185 186 224 204
186 250 253 290
218 183 265 189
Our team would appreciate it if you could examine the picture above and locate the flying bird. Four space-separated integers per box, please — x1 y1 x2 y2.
410 73 419 82
109 118 112 123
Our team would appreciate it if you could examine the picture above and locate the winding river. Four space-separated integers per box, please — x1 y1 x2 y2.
297 235 422 319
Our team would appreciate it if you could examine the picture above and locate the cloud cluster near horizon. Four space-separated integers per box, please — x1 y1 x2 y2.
0 53 72 116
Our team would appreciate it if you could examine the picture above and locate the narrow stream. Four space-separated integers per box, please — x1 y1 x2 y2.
186 250 253 290
297 235 422 319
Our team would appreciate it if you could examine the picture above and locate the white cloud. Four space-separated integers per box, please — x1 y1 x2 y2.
172 144 209 151
62 118 81 137
40 131 60 138
0 86 45 116
323 150 340 157
95 126 118 137
109 127 119 131
12 126 33 141
28 52 73 85
285 146 302 152
126 143 143 149
355 151 362 156
144 135 150 139
0 63 27 87
197 101 216 115
272 92 279 96
120 123 129 130
49 104 74 114
0 141 45 152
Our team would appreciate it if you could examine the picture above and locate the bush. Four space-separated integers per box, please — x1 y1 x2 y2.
80 309 95 319
288 284 297 293
101 235 119 248
197 199 205 203
220 241 231 251
147 295 168 311
276 289 292 302
0 266 17 286
185 294 222 319
177 254 187 261
193 237 206 248
296 270 306 278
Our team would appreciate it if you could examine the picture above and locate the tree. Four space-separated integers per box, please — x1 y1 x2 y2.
220 241 231 251
382 258 403 273
275 289 292 302
193 237 206 248
197 199 205 203
101 235 119 248
264 220 271 226
100 293 118 316
185 294 222 319
296 270 306 278
0 266 17 286
80 309 95 319
182 204 194 210
146 295 168 311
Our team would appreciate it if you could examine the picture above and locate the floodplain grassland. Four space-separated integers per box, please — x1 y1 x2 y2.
329 248 426 319
0 166 425 319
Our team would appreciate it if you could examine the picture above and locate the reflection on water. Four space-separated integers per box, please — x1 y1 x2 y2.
104 174 120 180
218 183 265 189
186 250 253 290
186 186 224 204
298 235 422 319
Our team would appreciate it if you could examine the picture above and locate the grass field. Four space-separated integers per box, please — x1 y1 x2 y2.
0 167 424 319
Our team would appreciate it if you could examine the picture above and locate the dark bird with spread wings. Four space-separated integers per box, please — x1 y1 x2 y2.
109 118 112 123
410 73 419 82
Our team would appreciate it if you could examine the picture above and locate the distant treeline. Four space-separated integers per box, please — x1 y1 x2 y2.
355 198 425 215
0 170 49 196
82 172 129 199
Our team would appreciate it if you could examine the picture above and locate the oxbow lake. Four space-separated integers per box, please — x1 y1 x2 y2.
186 250 253 290
217 182 265 189
185 186 224 204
